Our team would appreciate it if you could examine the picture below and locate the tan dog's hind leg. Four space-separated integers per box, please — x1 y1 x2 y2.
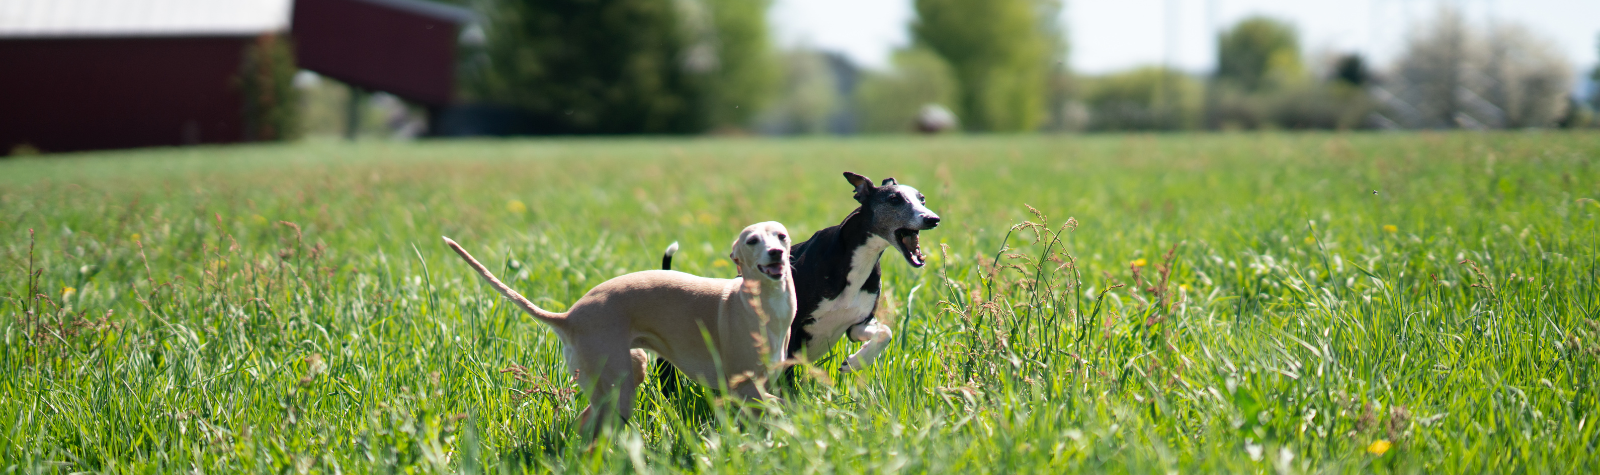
576 347 644 438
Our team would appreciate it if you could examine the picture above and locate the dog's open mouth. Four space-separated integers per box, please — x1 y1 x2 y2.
894 228 926 267
758 262 785 279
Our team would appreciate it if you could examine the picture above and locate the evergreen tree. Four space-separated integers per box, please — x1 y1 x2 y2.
1330 54 1371 88
912 0 1057 132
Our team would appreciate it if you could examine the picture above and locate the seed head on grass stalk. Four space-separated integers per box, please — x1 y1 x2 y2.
1458 258 1499 301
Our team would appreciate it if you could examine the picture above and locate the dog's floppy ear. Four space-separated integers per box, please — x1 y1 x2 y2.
844 172 874 203
881 177 897 186
729 231 747 269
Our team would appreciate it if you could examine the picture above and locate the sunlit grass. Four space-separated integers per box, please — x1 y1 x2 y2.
2 132 1597 473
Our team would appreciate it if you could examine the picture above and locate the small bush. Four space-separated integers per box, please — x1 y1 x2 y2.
1081 67 1202 131
1208 82 1373 130
238 34 301 141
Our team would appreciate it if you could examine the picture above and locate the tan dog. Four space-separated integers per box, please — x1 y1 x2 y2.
442 222 796 435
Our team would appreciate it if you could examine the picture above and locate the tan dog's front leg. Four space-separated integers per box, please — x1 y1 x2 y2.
841 320 892 372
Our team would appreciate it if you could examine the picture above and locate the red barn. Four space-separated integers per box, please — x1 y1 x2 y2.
0 0 475 155
292 0 476 109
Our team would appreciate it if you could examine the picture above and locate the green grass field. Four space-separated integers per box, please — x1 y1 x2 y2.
3 133 1598 473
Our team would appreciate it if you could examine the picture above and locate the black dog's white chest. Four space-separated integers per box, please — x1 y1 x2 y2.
795 236 889 359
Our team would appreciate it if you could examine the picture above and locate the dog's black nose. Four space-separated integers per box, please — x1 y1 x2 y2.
767 249 783 258
924 216 941 228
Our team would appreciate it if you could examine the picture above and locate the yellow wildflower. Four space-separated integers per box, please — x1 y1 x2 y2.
713 259 729 268
1304 236 1317 245
1367 440 1391 456
1131 258 1148 268
252 214 268 225
130 233 141 242
1382 225 1398 233
506 200 527 214
62 287 76 297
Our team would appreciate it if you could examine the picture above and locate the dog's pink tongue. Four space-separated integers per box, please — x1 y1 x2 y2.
902 234 925 264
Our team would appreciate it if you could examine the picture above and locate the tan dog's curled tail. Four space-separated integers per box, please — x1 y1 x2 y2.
442 236 567 326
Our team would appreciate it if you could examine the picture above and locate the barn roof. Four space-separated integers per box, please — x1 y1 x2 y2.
0 0 471 39
354 0 477 25
0 0 293 38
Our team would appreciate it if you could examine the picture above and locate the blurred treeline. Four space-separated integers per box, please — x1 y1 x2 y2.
438 0 779 134
426 0 1070 135
1068 7 1594 132
304 1 1597 136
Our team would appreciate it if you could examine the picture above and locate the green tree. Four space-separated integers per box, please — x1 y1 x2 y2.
469 0 706 134
912 0 1057 132
1216 17 1302 93
701 0 779 130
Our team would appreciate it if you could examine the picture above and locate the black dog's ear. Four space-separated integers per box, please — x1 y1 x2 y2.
881 177 897 186
844 172 874 202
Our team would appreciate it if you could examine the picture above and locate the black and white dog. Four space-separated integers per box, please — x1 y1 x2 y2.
659 172 940 385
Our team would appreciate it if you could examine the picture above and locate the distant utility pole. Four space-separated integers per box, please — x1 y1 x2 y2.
1207 0 1218 64
1162 0 1178 126
1163 0 1177 75
1368 0 1379 62
1205 0 1219 129
345 85 364 141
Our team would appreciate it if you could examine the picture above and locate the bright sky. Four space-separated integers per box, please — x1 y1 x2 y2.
770 0 1599 80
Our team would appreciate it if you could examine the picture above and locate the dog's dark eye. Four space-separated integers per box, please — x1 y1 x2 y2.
746 237 759 245
887 194 904 205
917 194 926 203
777 234 787 241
